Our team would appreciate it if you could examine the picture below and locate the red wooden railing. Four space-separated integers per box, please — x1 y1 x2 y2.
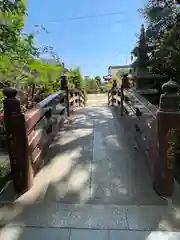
108 81 180 198
3 86 85 194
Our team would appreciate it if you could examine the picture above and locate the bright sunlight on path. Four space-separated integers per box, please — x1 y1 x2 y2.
0 94 180 239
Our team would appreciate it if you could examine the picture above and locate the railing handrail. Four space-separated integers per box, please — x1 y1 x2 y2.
2 84 86 194
108 82 180 197
25 90 66 133
130 88 158 112
124 88 157 119
36 90 65 108
108 87 157 119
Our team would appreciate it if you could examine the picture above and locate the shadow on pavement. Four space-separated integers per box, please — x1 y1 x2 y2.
0 99 180 239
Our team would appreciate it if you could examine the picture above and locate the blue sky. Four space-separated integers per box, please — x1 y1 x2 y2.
24 0 144 77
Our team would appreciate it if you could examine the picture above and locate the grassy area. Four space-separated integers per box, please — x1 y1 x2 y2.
0 174 10 190
0 165 11 191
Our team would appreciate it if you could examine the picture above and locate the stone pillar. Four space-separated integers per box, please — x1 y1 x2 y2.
153 80 180 197
3 87 33 194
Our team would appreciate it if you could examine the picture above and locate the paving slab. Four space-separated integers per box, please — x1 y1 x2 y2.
0 203 128 230
0 227 180 240
110 230 180 240
43 110 94 203
126 205 180 231
70 229 109 240
89 105 165 205
0 202 180 231
0 226 70 240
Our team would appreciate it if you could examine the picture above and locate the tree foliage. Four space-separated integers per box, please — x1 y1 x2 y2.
0 0 82 105
94 76 101 88
0 0 26 52
105 76 120 90
0 1 88 163
0 0 39 89
140 0 180 82
84 77 99 93
67 67 84 89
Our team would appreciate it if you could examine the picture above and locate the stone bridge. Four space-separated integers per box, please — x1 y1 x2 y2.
0 87 180 239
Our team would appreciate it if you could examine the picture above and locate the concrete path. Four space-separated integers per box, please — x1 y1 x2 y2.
0 94 180 239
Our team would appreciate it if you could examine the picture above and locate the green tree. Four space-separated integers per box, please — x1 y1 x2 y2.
95 76 101 88
0 0 64 96
0 0 86 106
89 79 99 90
105 76 119 91
67 68 84 89
85 77 99 93
0 0 39 89
139 0 180 82
0 0 38 57
28 59 62 92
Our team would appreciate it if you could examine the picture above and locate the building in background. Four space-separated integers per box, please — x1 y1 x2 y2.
102 74 112 83
103 65 131 85
108 65 130 78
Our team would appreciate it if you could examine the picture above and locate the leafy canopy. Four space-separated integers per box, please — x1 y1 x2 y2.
139 0 180 81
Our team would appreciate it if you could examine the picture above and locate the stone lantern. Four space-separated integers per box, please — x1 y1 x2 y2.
130 24 168 104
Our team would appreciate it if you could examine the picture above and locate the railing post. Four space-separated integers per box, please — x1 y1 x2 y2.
153 80 180 197
73 91 75 108
61 75 69 116
120 85 124 116
112 90 115 106
3 87 33 194
74 83 81 107
111 80 117 106
65 81 70 116
111 90 114 106
112 79 117 89
78 91 81 107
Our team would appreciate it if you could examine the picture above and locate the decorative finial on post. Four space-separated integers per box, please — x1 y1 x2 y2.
3 87 18 98
161 79 180 93
159 80 180 111
3 87 21 114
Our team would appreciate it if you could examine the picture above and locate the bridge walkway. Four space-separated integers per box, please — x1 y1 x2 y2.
0 94 179 239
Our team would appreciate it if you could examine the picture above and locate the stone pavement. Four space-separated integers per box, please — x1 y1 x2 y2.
0 94 180 239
